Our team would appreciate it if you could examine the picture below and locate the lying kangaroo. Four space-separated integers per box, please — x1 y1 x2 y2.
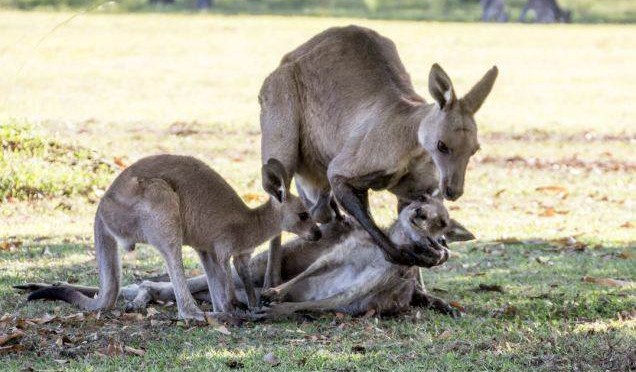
257 197 455 317
260 25 498 284
20 198 471 317
27 155 320 320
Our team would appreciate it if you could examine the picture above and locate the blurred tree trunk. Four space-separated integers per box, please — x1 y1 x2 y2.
197 0 213 9
519 0 571 23
480 0 508 22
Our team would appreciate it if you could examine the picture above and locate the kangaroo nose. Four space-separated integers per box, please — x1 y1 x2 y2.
443 187 461 201
308 227 322 241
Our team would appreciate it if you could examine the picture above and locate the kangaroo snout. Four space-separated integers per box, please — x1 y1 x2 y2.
307 226 322 241
442 186 462 201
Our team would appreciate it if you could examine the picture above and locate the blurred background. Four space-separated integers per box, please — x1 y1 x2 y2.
0 2 634 369
1 0 635 23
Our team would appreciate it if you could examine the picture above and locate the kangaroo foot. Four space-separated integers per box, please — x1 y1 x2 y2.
411 288 461 318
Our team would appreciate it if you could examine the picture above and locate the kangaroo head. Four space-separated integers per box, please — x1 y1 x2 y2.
418 64 498 201
262 159 322 241
398 195 450 244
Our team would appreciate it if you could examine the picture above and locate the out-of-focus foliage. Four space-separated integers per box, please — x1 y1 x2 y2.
0 0 635 23
0 121 115 201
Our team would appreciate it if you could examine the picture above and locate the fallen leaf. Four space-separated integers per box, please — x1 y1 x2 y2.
493 304 518 318
124 345 146 356
121 313 143 321
536 185 568 193
449 301 465 313
539 207 556 217
478 283 504 293
620 221 633 228
335 312 345 320
0 344 24 354
582 276 632 287
31 314 56 325
0 329 25 346
362 309 376 319
113 157 128 169
263 352 280 366
618 250 634 259
98 341 124 357
437 330 452 339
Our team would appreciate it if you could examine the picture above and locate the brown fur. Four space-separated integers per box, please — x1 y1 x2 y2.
27 155 320 320
260 25 497 274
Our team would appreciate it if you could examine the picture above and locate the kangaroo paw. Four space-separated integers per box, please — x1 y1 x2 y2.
260 287 286 305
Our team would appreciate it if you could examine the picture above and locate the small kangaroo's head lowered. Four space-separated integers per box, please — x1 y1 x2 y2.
262 159 322 241
418 64 498 201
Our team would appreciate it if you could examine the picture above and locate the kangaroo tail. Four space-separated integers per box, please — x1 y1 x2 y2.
28 214 121 310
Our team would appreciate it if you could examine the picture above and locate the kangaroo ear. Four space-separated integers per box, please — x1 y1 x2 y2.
461 66 498 114
429 63 456 111
445 218 476 242
262 158 289 203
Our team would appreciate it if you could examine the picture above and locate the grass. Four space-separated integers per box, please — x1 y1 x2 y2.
0 11 634 370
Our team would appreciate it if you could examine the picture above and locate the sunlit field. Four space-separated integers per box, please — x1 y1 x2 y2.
0 11 634 370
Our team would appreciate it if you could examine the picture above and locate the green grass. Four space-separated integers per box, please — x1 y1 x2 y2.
0 12 634 370
0 121 116 201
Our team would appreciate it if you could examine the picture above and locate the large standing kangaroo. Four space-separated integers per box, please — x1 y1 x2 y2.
260 25 498 278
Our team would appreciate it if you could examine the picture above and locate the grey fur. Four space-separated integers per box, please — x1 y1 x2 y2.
259 25 497 273
20 200 472 318
26 155 319 321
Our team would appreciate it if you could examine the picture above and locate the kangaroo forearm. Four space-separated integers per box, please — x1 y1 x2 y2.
330 176 397 256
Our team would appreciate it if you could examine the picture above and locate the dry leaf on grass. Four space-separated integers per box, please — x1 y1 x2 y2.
0 329 25 346
449 301 465 313
436 330 452 339
0 240 22 251
121 313 144 321
478 283 504 293
620 221 633 228
0 344 24 354
124 346 146 356
618 250 634 259
113 157 128 169
536 185 568 194
582 276 632 287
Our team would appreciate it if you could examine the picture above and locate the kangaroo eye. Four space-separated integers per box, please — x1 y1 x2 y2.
437 141 450 154
298 212 310 221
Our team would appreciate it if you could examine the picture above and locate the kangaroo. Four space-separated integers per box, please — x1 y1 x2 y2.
257 197 455 318
18 203 474 317
259 25 498 288
26 155 321 321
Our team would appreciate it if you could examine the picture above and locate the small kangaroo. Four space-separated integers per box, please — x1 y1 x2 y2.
27 155 321 320
19 198 471 317
260 25 498 284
